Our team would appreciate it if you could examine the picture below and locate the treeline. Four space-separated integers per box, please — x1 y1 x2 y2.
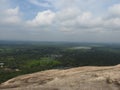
59 48 120 67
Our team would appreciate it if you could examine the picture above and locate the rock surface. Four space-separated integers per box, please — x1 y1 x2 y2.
0 65 120 90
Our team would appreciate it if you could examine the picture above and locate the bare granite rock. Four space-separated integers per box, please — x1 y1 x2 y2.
0 65 120 90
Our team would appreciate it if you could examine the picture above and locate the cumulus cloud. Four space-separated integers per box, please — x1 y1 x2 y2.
3 7 21 23
109 4 120 16
0 7 22 24
5 7 19 15
29 0 51 7
27 10 55 27
1 0 120 42
56 8 81 21
26 3 120 33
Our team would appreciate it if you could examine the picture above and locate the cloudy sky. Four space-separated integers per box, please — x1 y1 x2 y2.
0 0 120 43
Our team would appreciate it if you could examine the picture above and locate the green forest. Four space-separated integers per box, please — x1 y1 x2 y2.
0 41 120 83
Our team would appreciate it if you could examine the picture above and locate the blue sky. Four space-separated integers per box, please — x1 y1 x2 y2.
0 0 120 42
9 0 120 18
9 0 54 19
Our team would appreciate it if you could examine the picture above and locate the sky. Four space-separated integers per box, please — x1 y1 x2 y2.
0 0 120 43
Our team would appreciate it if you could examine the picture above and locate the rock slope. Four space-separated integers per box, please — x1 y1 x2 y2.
0 65 120 90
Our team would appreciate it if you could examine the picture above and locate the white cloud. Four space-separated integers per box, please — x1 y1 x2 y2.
1 7 21 24
5 7 21 23
1 0 120 42
26 5 120 33
27 10 55 27
56 8 81 21
5 7 19 15
109 4 120 16
29 0 50 7
104 18 120 28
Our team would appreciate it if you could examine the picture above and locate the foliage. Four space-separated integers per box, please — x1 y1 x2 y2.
1 42 120 83
22 58 61 72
